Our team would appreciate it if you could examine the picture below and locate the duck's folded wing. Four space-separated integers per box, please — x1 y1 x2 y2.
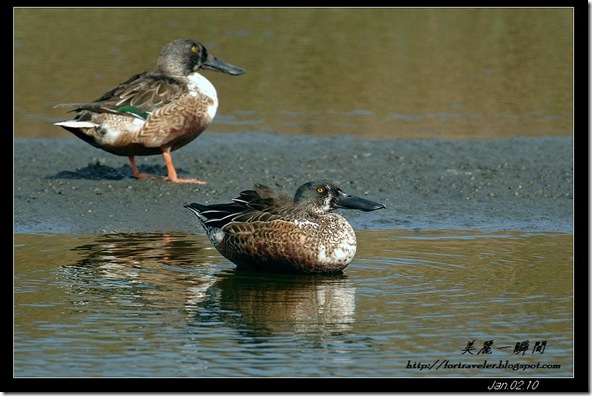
55 72 188 115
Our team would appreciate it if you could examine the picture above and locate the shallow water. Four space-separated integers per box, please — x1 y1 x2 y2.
14 230 573 378
14 8 573 140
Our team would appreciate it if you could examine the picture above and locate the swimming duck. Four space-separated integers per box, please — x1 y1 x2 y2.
185 180 386 273
54 38 246 184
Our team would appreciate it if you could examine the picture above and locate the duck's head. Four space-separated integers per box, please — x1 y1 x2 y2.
157 38 246 78
294 180 386 214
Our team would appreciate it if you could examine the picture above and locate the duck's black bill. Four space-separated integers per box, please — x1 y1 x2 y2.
204 57 246 76
335 191 386 212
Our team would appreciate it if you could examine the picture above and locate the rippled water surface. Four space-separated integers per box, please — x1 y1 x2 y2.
14 231 573 378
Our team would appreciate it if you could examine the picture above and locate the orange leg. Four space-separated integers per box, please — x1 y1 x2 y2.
162 150 207 184
128 156 159 180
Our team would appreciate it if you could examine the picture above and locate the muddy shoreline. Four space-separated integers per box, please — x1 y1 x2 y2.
14 133 573 234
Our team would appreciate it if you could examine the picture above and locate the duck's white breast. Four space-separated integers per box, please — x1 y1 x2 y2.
187 73 219 122
314 215 357 266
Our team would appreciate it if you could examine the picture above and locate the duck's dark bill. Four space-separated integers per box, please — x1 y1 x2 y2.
335 191 386 212
204 57 246 76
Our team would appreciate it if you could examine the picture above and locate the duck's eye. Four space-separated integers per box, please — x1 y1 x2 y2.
317 187 324 193
191 46 199 54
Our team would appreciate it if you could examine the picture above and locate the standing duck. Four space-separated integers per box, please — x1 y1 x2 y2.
185 180 386 273
54 38 246 184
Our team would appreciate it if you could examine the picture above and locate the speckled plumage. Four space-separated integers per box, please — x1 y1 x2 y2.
185 180 386 273
54 38 245 184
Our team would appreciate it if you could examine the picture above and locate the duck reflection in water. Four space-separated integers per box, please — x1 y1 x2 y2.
211 271 356 337
60 233 218 316
59 233 356 335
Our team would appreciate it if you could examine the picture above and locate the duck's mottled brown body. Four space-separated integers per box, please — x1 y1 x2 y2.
186 180 386 273
55 38 245 184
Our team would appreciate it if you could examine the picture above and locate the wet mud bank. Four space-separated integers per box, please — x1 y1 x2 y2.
14 132 573 234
